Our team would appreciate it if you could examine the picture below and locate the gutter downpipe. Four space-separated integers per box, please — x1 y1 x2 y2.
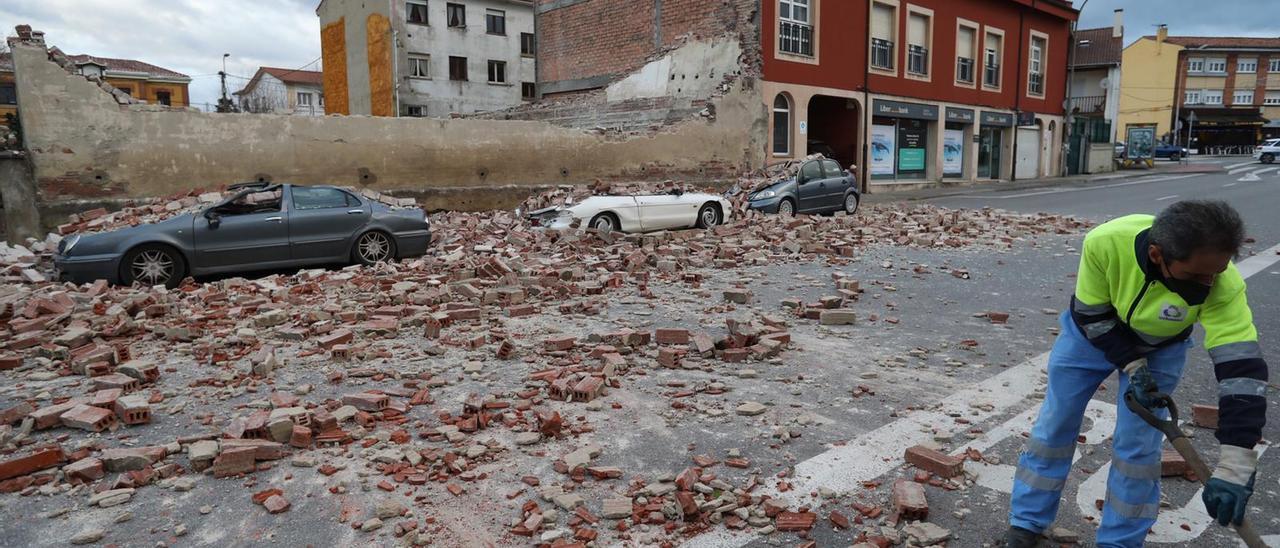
390 0 400 116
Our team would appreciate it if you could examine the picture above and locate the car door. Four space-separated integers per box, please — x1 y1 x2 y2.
287 187 369 262
820 159 848 209
192 187 291 270
634 193 696 230
796 160 826 213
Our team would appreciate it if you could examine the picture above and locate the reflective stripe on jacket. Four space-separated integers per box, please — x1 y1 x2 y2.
1070 214 1267 448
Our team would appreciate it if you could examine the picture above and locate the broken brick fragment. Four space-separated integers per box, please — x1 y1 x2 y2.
1191 404 1219 430
904 445 965 478
0 446 66 481
892 479 929 521
775 511 816 532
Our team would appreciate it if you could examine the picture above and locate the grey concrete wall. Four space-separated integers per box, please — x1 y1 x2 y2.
0 152 41 243
11 42 766 216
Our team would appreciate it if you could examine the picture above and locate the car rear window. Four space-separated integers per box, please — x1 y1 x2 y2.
821 159 842 177
293 187 355 210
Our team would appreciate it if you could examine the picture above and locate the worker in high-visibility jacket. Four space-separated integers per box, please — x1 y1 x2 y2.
1006 200 1268 547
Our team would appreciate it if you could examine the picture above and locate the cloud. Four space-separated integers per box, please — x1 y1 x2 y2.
1075 0 1277 44
0 0 321 108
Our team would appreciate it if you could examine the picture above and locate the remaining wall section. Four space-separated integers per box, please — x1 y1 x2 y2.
11 42 765 220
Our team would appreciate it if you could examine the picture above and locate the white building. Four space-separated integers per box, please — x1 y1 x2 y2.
234 67 326 116
316 0 535 117
1066 10 1124 174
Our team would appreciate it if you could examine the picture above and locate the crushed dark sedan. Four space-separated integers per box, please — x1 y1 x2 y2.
747 157 860 217
54 183 431 288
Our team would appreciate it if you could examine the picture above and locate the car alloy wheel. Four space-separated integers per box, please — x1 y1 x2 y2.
697 204 719 228
357 232 392 263
844 194 859 215
1264 154 1276 164
777 199 795 217
591 214 616 232
130 249 175 286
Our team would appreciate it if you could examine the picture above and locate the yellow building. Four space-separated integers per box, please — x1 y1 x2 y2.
1116 28 1183 140
0 48 191 124
0 54 16 125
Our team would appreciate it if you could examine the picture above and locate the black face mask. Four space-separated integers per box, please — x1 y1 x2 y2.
1158 261 1212 306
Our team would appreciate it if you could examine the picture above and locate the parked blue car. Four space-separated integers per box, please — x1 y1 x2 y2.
1153 142 1189 160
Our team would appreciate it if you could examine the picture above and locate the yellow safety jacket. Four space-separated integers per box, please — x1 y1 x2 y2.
1071 214 1267 449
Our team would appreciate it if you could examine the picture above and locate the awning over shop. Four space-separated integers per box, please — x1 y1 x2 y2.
1182 108 1269 127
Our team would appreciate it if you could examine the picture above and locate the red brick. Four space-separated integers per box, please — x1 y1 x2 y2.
657 347 682 368
775 511 816 532
213 446 258 478
30 400 81 430
289 425 312 448
905 445 965 478
92 373 140 393
60 404 117 432
1192 404 1219 430
220 439 287 461
987 311 1011 324
655 328 690 345
342 393 389 412
264 494 291 513
544 336 576 352
252 488 284 505
63 457 105 483
317 329 354 350
1161 450 1189 477
721 348 748 363
0 446 66 481
0 402 34 425
507 304 537 318
892 479 928 521
0 355 20 370
828 510 851 530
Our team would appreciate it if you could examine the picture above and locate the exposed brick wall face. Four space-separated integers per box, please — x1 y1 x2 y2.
537 0 760 88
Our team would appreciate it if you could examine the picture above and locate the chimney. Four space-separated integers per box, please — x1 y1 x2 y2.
30 30 45 46
1113 9 1124 39
1157 24 1168 44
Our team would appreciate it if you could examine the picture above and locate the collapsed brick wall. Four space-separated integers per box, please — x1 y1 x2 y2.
10 38 767 224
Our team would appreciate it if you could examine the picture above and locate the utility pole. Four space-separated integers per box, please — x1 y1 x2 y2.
217 53 237 113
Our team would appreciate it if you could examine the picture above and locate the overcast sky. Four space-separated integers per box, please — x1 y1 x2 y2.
1 1 1277 108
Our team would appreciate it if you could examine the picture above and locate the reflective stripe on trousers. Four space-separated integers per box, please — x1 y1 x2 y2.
1009 312 1189 548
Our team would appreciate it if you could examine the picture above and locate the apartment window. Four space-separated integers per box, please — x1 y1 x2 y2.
521 82 536 100
1204 90 1223 104
487 60 507 84
486 9 506 35
0 84 16 105
1234 90 1254 105
1271 59 1280 73
1184 90 1201 105
297 92 312 106
906 11 931 77
1264 91 1280 105
984 31 1003 88
1238 58 1257 73
406 105 425 117
155 90 172 106
1207 59 1227 73
408 54 430 78
447 3 465 27
1187 58 1204 73
449 56 468 81
521 33 536 57
870 2 896 71
407 0 428 25
778 0 813 57
956 23 977 84
1028 35 1046 96
773 94 791 155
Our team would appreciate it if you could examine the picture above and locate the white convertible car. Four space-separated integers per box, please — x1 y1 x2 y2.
526 190 733 233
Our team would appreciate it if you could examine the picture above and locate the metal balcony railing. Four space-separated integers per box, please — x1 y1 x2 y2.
780 21 814 57
1068 95 1106 114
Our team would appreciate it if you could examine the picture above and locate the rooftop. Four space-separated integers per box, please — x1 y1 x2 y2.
234 66 325 96
1071 27 1123 68
1143 36 1280 50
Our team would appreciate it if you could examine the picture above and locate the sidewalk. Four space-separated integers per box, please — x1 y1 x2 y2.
865 159 1227 204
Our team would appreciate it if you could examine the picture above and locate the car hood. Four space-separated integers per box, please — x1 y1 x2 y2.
86 213 195 241
751 178 793 195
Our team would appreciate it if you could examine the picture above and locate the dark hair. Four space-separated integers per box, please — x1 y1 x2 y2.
1150 200 1245 261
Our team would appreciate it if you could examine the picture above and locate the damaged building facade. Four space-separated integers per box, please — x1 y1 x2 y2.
532 0 1077 186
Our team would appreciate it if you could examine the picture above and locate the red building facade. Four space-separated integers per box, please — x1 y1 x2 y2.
762 0 1076 184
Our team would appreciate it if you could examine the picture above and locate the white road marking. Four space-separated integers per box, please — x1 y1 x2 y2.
1230 166 1261 175
689 241 1280 548
945 174 1202 200
1156 194 1180 201
1224 183 1238 188
1225 161 1258 170
1251 167 1279 177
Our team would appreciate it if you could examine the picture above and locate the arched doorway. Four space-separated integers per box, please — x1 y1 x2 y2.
806 95 861 170
772 94 793 157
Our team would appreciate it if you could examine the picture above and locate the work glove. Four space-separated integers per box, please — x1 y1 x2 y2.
1123 359 1164 410
1203 445 1258 526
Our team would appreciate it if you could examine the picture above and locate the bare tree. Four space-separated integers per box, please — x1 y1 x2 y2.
236 85 287 114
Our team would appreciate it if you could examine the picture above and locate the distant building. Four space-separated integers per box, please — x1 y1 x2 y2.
1066 10 1124 174
315 0 535 117
234 67 326 115
1119 29 1280 152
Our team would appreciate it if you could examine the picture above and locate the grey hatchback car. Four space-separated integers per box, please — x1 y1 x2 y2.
747 158 860 216
54 183 431 288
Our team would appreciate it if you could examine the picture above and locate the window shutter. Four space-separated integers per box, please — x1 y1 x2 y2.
908 14 927 47
871 4 894 41
957 27 975 58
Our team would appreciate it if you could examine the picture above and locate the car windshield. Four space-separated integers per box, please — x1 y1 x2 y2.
213 187 283 216
1265 140 1280 147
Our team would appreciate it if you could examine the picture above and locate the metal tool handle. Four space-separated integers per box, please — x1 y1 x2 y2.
1125 393 1267 547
